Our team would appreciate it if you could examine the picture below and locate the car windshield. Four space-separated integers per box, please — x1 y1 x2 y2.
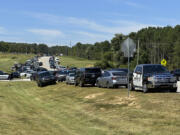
112 72 126 76
85 68 101 73
40 72 51 77
112 69 128 73
143 65 168 74
57 71 67 75
69 73 75 77
0 71 4 75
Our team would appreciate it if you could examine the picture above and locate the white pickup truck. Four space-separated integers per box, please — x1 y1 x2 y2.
0 71 9 80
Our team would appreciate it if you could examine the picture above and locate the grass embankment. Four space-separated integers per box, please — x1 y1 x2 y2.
0 81 180 135
59 56 97 68
0 53 34 73
0 54 179 135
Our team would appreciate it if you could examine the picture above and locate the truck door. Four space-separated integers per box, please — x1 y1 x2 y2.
133 66 143 88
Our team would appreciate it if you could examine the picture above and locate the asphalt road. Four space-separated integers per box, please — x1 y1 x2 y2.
38 56 51 70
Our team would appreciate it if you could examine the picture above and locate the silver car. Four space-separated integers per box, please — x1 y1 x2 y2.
66 73 75 84
96 71 128 88
0 71 9 80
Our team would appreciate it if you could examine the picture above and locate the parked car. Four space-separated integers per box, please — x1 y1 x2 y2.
66 73 75 84
74 67 101 87
30 67 47 81
9 72 20 79
20 70 34 78
130 64 177 93
36 71 56 87
55 70 68 82
110 68 133 81
96 71 128 88
0 71 9 80
171 69 180 81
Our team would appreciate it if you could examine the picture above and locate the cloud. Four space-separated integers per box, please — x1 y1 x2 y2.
124 1 144 8
27 28 65 37
68 17 155 34
74 31 111 39
26 12 154 35
25 12 62 24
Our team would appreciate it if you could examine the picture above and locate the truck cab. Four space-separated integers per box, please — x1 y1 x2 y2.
130 64 177 93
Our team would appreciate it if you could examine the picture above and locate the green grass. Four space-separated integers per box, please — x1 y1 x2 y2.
0 81 180 135
0 53 34 73
0 53 180 135
59 56 98 68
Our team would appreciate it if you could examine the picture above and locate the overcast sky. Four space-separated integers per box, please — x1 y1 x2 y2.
0 0 179 46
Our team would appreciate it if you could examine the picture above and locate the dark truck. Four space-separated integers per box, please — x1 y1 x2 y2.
36 71 56 87
75 67 101 87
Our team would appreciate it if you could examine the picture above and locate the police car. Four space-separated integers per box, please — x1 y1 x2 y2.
130 64 177 93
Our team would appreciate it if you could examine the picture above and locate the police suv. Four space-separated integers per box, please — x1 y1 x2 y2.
130 64 177 93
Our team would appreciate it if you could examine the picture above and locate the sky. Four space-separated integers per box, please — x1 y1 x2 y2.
0 0 179 46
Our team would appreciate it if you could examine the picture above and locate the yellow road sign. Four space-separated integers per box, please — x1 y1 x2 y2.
161 59 167 66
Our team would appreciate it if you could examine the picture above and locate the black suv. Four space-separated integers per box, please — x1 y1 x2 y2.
75 68 101 87
36 71 56 87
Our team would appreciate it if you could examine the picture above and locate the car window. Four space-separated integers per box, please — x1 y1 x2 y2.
112 72 126 76
69 73 75 76
175 69 180 73
40 72 51 77
0 71 4 75
103 71 110 77
85 68 101 73
143 65 168 74
135 66 142 73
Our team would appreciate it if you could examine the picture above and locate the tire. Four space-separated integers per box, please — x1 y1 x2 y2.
107 82 111 89
142 84 148 93
79 80 84 87
96 81 101 88
129 82 134 91
38 82 43 87
66 81 69 85
113 85 118 88
74 82 78 86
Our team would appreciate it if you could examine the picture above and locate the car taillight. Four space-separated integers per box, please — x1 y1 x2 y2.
112 77 116 80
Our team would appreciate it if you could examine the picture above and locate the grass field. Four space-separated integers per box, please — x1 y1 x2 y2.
0 82 180 135
0 53 34 73
60 56 97 68
0 53 180 135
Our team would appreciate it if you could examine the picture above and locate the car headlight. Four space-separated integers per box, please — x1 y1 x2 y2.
148 77 153 82
170 77 176 82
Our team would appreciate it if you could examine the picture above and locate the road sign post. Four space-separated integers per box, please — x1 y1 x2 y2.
121 37 136 97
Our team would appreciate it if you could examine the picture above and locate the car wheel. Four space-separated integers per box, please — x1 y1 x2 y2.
107 82 111 89
96 81 101 88
74 82 78 86
142 84 148 93
129 82 134 91
113 85 118 88
38 82 42 87
79 80 84 87
66 81 69 85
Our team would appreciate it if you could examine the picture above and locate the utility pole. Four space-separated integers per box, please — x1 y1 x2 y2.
137 39 140 65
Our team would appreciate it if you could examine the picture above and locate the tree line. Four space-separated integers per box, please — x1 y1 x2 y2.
0 25 180 69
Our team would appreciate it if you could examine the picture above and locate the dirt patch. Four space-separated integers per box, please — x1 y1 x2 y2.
85 64 94 67
107 96 141 109
85 93 104 99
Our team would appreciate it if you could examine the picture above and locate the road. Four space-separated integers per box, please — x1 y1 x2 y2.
38 56 51 70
